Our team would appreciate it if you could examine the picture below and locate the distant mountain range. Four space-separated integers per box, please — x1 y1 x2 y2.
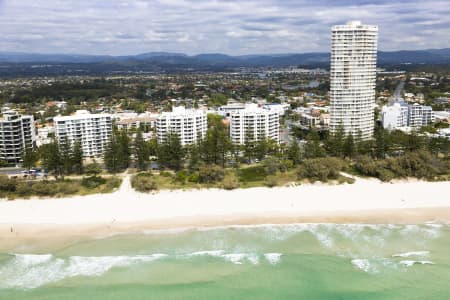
0 48 449 66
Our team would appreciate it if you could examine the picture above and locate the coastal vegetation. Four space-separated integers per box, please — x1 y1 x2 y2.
0 175 121 199
128 123 448 192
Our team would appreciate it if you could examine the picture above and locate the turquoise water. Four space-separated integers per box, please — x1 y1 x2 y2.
0 224 449 299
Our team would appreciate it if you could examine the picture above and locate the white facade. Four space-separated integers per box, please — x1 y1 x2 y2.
408 103 434 128
330 21 378 139
382 101 409 130
218 103 246 117
230 104 279 144
0 110 36 164
54 110 112 157
156 107 207 145
263 103 291 116
36 126 55 147
382 101 435 130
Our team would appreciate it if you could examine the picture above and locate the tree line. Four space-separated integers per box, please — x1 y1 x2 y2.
14 117 450 182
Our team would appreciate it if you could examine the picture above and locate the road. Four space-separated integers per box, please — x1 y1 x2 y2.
393 80 405 100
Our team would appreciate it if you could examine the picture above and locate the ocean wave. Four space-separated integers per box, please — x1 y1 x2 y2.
0 250 284 290
184 250 281 265
264 253 282 265
351 259 373 273
351 258 398 274
187 250 225 257
399 260 434 267
351 256 436 273
0 253 167 290
392 251 430 258
222 253 259 265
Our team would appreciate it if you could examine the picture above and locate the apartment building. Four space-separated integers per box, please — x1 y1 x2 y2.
408 103 434 128
382 101 409 130
382 101 434 130
156 106 207 145
0 110 36 164
54 110 112 157
230 104 279 144
329 21 378 139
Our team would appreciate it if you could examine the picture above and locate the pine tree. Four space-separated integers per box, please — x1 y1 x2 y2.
104 134 120 173
287 141 302 165
117 130 131 169
243 128 255 162
304 129 325 158
343 134 355 158
158 132 185 170
327 126 345 157
255 139 268 161
71 140 84 174
40 140 63 178
60 138 73 174
199 115 232 167
374 127 388 158
22 146 38 171
187 143 201 171
134 129 148 170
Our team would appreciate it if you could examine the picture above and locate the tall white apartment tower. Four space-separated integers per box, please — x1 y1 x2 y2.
230 104 280 144
156 107 207 146
54 110 112 158
330 21 378 139
0 110 36 164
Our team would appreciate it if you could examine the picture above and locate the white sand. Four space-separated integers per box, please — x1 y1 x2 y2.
0 176 449 227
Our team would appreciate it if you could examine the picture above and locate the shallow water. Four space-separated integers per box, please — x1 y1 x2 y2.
0 223 449 299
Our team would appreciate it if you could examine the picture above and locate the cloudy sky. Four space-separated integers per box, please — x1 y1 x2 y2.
0 0 449 55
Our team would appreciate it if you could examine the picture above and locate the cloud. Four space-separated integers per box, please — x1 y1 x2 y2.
0 0 448 55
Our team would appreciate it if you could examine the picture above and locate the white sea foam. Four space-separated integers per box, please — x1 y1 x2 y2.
11 253 54 265
0 254 167 289
351 259 373 273
186 250 281 265
392 251 430 258
188 250 225 257
221 253 259 265
399 260 434 267
351 258 398 274
264 253 282 265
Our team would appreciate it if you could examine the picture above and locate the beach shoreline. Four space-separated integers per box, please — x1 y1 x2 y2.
1 176 449 250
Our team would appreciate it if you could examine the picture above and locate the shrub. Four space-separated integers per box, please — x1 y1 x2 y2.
297 157 347 182
160 171 172 177
56 181 79 195
105 177 122 190
187 172 199 183
263 157 280 175
198 165 225 183
238 165 267 182
81 176 106 189
174 170 188 184
280 159 294 172
131 173 158 192
222 172 240 190
0 175 16 192
377 169 396 182
31 181 56 196
84 162 103 176
16 182 33 196
354 151 449 181
264 175 279 187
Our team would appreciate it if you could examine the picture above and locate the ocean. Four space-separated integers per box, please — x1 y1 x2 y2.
0 223 449 299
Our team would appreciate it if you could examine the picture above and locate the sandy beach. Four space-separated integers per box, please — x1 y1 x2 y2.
1 176 449 245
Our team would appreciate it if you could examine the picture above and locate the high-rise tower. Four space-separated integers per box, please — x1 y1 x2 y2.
329 21 378 139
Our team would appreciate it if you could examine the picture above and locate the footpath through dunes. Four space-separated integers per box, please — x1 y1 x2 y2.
0 177 449 244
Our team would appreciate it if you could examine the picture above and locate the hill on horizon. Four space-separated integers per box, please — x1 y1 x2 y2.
0 48 449 66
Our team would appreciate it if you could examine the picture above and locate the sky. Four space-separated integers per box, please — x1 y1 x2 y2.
0 0 449 55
